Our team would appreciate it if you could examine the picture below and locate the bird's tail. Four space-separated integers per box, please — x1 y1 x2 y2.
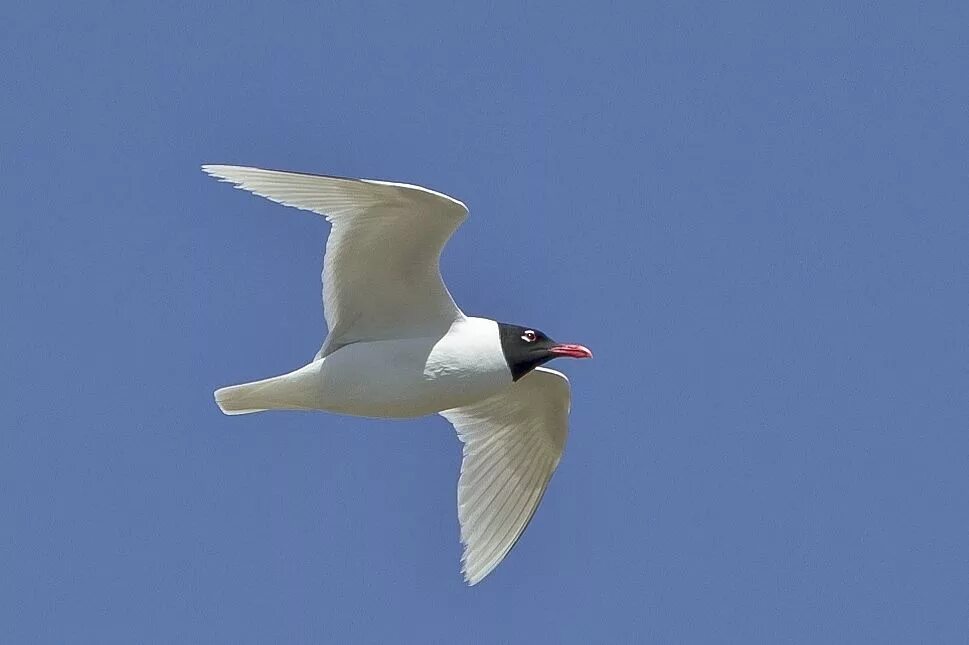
214 362 323 415
214 381 271 415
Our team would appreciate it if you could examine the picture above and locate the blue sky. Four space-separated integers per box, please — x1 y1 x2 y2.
3 1 967 642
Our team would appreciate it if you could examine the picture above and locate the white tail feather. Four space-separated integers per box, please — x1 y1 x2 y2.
214 382 271 415
214 362 323 415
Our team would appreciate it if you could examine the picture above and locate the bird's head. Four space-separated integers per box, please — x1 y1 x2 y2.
498 323 593 381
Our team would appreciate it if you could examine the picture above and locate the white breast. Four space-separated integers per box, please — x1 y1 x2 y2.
315 317 513 418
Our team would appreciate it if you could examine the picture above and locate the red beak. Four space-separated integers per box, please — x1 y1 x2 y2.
548 343 593 359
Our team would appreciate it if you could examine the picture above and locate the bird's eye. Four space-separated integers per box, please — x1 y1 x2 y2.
521 330 537 342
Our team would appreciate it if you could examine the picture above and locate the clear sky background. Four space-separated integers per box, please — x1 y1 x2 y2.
3 1 967 643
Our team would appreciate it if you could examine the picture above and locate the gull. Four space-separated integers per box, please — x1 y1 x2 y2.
203 165 592 585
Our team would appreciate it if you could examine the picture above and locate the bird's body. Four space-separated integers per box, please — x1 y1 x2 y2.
216 317 512 418
203 164 591 585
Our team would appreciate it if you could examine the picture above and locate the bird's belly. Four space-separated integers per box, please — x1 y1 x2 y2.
316 336 511 418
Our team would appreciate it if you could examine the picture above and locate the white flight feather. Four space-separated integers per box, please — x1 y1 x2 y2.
440 367 571 585
201 165 468 356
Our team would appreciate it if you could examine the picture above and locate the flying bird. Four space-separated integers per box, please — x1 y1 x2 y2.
203 165 592 585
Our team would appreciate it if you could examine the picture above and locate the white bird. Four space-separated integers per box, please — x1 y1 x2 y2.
203 165 592 585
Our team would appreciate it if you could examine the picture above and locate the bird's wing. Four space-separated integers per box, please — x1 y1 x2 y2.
439 367 571 585
202 165 468 356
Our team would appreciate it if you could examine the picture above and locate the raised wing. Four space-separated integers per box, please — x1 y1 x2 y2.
440 367 571 585
202 165 468 356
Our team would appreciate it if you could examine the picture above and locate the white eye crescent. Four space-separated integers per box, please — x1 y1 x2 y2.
521 330 537 342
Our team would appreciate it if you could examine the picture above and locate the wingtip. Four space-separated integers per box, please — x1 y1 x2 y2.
463 570 483 586
460 553 480 586
461 556 490 586
201 164 232 180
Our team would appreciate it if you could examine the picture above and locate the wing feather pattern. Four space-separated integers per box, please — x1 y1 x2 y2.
202 165 468 355
440 367 571 585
